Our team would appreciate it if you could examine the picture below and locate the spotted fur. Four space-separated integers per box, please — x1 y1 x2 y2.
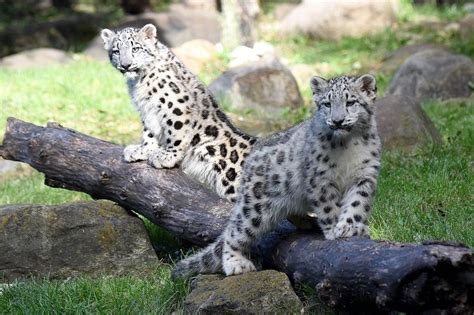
173 74 382 278
101 25 256 201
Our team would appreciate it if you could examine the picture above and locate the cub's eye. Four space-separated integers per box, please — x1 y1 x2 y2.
132 47 139 53
112 49 119 55
346 100 356 107
320 102 331 108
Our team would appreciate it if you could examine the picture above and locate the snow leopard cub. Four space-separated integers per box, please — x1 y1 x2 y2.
101 24 256 202
173 74 381 277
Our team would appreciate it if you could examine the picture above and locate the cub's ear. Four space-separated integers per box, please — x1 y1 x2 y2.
310 76 328 97
100 29 116 50
139 24 157 42
355 74 377 100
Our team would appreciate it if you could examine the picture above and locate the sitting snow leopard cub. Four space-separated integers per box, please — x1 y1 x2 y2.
173 74 381 277
101 24 256 202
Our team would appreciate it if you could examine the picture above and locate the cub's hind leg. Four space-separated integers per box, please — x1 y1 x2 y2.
222 196 283 276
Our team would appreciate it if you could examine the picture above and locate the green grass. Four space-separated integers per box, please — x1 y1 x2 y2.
0 58 138 145
0 1 473 313
0 265 189 314
0 171 90 204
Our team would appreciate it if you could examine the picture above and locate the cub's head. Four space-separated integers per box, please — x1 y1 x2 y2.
101 24 164 80
310 74 377 137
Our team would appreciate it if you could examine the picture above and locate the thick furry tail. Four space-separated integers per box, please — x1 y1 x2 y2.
171 237 224 279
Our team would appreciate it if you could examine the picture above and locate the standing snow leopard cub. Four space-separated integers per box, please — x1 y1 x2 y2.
173 74 381 277
101 24 256 202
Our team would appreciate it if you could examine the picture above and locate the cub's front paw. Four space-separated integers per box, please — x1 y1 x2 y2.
123 144 146 162
334 219 369 239
323 229 336 240
223 254 256 276
148 156 164 169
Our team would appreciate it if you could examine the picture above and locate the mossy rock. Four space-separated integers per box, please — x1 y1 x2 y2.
0 201 157 281
184 270 303 314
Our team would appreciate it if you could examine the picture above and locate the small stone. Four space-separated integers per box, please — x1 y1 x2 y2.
228 46 260 68
253 41 276 58
0 158 20 177
184 270 303 314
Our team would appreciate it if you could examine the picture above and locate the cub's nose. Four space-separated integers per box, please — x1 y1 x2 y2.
332 119 344 127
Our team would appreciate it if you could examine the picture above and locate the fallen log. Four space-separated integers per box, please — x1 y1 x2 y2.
1 117 473 313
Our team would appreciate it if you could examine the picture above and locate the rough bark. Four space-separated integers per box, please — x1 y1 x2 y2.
1 117 473 313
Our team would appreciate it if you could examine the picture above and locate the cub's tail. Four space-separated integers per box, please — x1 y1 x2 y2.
172 237 224 279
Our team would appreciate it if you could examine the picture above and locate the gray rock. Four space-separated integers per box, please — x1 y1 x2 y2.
464 3 474 13
0 48 71 69
460 14 474 39
0 159 20 177
84 5 221 61
184 270 303 314
0 13 102 58
375 95 443 150
273 3 298 20
388 49 474 101
0 201 157 281
380 43 449 73
289 63 316 91
227 113 291 137
171 39 217 74
83 36 108 61
210 57 303 116
180 0 219 11
281 0 399 40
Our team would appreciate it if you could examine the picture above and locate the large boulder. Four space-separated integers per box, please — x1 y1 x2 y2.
375 95 443 150
180 0 219 11
460 14 474 39
273 3 298 20
388 49 474 101
84 5 221 61
380 43 449 73
171 39 217 74
184 270 303 314
227 113 291 137
289 63 317 92
0 48 71 69
0 201 157 281
0 13 102 58
281 0 399 40
209 57 303 115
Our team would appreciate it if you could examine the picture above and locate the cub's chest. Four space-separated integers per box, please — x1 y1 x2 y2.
327 142 372 186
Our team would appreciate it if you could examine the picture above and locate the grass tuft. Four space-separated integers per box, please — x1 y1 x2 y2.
0 265 189 314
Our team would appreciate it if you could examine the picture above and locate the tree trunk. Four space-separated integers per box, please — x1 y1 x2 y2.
221 0 259 49
120 0 152 15
0 117 472 313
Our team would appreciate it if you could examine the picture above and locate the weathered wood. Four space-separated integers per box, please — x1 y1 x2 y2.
1 117 473 312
